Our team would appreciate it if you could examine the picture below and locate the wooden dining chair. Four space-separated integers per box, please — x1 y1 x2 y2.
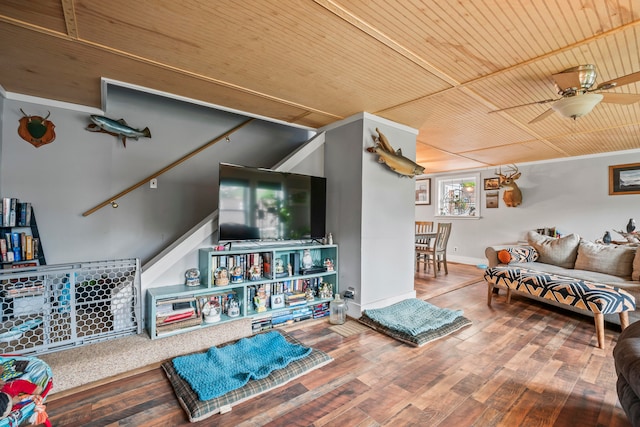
417 222 452 277
415 221 434 272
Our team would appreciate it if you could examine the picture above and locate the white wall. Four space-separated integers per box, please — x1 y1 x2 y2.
416 151 640 265
324 113 418 314
0 86 311 266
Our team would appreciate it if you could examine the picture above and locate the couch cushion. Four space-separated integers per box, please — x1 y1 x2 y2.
574 240 637 279
517 271 635 314
497 246 539 264
509 262 628 284
484 266 526 287
526 231 580 268
633 248 640 281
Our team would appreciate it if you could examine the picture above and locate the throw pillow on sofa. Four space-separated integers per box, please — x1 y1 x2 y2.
526 231 580 269
633 248 640 281
497 246 539 264
574 240 637 279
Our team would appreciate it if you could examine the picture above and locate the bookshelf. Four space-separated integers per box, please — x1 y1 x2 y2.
146 243 338 339
0 198 46 267
0 199 47 324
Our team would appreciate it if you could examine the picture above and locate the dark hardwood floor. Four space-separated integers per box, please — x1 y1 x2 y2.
44 263 631 426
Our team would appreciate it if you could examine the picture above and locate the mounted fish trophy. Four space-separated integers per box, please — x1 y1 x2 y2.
86 115 151 147
17 109 56 147
367 128 425 177
496 164 522 207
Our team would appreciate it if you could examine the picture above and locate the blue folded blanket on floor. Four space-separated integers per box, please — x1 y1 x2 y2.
363 298 464 336
172 331 312 401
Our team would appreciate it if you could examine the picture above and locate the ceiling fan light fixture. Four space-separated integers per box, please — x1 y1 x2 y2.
551 93 604 119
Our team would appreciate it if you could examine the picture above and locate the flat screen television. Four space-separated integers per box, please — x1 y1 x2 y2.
218 163 326 242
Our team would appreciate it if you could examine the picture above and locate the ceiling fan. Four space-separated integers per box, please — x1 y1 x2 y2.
490 64 640 124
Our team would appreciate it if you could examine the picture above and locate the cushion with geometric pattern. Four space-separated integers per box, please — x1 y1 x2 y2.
497 246 539 264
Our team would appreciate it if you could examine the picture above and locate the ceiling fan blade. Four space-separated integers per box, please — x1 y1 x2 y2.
596 71 640 90
488 98 557 113
600 92 640 104
552 71 583 91
528 108 556 124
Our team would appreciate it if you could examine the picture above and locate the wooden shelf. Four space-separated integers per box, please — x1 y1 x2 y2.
146 243 338 339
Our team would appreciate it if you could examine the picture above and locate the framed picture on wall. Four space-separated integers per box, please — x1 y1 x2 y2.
484 177 500 190
415 178 431 205
486 191 499 208
609 163 640 195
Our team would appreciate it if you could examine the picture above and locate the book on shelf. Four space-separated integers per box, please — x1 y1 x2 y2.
271 311 294 325
156 316 202 335
284 291 306 299
20 233 26 260
2 198 9 226
284 291 307 307
292 307 312 320
156 297 199 325
251 314 273 332
158 310 196 324
8 198 16 227
0 197 33 227
156 304 194 317
313 301 330 318
11 233 21 262
285 300 307 308
0 239 6 262
1 232 39 264
252 323 272 333
25 235 33 260
7 262 38 269
17 202 31 226
32 238 39 260
1 198 22 227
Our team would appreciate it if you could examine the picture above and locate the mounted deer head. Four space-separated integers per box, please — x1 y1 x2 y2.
496 164 522 207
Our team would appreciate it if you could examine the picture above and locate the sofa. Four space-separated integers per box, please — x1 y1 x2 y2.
614 320 640 426
484 231 640 348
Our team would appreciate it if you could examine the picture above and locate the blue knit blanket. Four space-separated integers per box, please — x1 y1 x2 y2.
363 298 464 336
172 331 312 401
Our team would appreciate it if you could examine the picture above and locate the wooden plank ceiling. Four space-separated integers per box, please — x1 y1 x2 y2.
1 0 639 173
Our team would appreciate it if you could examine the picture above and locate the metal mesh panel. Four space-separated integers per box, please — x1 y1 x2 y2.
0 259 141 355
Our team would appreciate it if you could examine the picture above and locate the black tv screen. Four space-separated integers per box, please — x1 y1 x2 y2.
218 163 326 242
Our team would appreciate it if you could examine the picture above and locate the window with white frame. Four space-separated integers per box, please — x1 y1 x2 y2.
435 173 480 218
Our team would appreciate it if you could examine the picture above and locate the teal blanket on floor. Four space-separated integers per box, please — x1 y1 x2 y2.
363 298 464 337
172 331 312 401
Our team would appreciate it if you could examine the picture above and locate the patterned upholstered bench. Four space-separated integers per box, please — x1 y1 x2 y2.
485 266 636 349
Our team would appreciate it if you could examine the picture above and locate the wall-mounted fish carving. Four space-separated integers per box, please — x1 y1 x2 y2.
366 128 425 177
86 115 151 147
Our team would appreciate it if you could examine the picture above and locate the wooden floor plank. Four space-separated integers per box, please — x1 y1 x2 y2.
44 263 632 426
